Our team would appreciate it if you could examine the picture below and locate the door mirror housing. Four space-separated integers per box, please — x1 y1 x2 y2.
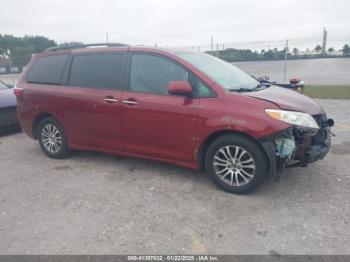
168 81 192 96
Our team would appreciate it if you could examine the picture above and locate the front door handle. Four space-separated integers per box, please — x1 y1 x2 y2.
122 99 138 105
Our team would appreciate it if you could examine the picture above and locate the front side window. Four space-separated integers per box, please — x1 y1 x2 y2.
130 54 188 96
198 80 216 98
69 53 124 89
176 52 259 91
27 55 69 84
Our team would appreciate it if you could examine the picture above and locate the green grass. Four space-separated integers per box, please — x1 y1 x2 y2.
304 85 350 99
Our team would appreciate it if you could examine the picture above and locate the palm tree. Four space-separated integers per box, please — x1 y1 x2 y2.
328 47 335 53
314 45 322 52
343 44 350 55
292 48 298 56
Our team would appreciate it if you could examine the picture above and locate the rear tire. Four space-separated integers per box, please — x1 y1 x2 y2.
205 134 268 194
37 117 70 159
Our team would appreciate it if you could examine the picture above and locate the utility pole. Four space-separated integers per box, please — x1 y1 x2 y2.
211 36 213 52
106 32 109 43
5 49 15 85
321 27 327 55
216 44 219 57
283 39 288 82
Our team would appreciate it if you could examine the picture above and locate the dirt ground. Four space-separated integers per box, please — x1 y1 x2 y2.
0 99 349 254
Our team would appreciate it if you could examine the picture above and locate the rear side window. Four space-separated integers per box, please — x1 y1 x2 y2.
27 55 69 84
69 53 124 89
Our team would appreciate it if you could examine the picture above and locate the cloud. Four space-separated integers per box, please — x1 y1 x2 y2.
0 0 349 49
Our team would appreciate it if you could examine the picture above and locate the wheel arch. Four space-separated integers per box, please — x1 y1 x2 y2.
32 112 56 139
197 129 270 171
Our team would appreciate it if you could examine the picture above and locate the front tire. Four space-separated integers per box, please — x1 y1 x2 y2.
205 134 268 194
37 117 70 159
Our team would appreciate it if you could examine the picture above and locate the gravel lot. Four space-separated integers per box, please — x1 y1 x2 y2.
0 99 349 255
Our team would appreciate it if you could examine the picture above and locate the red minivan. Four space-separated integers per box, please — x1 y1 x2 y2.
14 44 333 194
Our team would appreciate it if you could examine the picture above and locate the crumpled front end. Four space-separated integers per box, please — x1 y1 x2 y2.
261 113 333 180
292 114 332 166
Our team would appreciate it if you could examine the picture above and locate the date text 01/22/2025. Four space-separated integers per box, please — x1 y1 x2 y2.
127 255 219 261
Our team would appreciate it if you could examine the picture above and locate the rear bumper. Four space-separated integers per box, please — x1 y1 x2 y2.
0 106 19 130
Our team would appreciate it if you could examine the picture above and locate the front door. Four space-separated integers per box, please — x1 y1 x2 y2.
121 53 200 162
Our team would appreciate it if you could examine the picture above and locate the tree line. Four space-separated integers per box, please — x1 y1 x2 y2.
0 34 81 71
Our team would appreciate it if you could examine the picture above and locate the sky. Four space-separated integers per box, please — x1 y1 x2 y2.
1 0 350 50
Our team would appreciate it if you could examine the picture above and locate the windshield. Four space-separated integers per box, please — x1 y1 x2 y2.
0 82 8 89
176 52 259 90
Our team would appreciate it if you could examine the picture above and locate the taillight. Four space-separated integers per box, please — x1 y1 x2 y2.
13 87 24 97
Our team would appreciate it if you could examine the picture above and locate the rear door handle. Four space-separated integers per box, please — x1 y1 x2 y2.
103 98 118 103
122 99 138 105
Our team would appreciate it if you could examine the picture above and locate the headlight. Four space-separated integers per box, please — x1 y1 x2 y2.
265 109 319 129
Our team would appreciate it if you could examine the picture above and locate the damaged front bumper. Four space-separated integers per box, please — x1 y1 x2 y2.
261 113 333 180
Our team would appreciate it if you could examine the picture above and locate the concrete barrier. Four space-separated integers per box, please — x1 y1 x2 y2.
233 57 350 85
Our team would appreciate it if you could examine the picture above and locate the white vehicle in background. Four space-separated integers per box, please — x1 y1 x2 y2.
10 67 19 73
0 67 7 74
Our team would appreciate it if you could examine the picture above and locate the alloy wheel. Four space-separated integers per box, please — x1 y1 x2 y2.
213 145 256 187
41 123 62 154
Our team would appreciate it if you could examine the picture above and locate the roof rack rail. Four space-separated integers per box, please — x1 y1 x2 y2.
44 43 128 52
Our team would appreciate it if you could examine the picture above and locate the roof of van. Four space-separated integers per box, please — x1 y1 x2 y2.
43 43 197 55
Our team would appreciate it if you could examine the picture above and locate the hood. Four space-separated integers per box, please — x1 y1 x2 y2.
0 88 17 108
244 85 324 115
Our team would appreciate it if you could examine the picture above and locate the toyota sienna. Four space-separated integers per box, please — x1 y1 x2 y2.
14 44 334 194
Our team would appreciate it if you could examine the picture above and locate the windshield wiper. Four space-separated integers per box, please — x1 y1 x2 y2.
229 83 270 93
229 87 255 92
254 83 270 89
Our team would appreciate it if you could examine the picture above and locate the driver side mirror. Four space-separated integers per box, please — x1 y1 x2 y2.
168 80 192 96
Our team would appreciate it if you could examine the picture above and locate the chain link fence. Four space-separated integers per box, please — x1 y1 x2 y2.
176 37 349 60
1 37 349 85
172 37 350 84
